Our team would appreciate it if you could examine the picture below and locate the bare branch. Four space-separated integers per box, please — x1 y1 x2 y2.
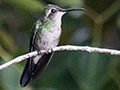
0 45 120 70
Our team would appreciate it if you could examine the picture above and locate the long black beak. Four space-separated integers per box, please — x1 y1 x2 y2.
61 8 86 12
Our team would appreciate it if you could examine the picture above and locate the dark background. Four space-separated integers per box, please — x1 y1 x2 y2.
0 0 120 90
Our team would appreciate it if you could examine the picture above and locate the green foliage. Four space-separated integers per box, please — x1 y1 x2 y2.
0 0 120 90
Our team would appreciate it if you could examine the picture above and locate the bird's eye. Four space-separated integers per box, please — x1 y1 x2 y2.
51 9 57 13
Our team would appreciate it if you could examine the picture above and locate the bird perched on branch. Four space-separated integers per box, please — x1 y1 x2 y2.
20 4 85 87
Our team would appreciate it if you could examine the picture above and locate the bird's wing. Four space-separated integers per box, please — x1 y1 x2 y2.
20 22 37 87
20 21 54 87
31 53 54 79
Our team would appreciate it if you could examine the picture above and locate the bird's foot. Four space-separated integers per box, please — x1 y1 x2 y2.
37 50 42 55
47 48 53 54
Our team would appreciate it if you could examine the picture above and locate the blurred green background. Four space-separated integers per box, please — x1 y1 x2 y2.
0 0 120 90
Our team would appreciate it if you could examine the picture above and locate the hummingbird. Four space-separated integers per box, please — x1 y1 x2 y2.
20 4 85 87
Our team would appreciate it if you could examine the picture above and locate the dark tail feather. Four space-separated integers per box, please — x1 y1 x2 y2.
20 60 31 87
20 53 54 87
31 53 54 79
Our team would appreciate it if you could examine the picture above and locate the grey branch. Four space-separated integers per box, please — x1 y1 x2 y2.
0 45 120 70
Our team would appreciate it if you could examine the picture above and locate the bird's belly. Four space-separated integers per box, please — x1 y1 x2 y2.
36 28 61 50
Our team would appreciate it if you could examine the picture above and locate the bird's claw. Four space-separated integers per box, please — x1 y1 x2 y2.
47 48 53 54
37 50 41 55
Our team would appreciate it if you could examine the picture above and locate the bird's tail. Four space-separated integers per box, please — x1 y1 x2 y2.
20 53 54 87
20 59 31 87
